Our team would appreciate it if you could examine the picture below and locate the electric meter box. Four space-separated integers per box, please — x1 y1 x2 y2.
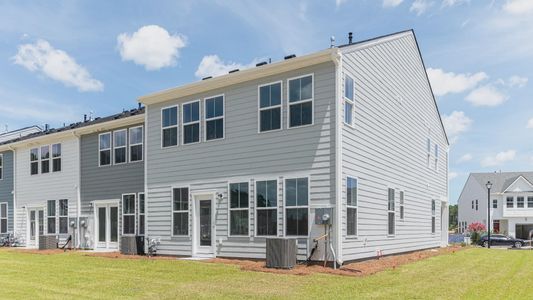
315 208 333 225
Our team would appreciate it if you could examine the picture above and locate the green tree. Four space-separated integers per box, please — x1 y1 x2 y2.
449 204 458 231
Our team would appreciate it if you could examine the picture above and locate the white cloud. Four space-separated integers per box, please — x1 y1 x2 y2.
335 0 347 7
507 76 528 88
383 0 403 8
503 0 533 15
458 153 473 163
117 25 187 71
481 150 516 167
427 68 487 97
410 0 433 15
442 111 473 142
195 55 259 79
527 118 533 129
12 39 103 92
465 85 508 107
449 172 458 180
442 0 469 7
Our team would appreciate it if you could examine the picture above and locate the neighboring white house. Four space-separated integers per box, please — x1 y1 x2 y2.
458 172 533 239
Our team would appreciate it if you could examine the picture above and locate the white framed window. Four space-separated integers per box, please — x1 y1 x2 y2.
172 187 189 236
47 200 56 234
183 101 200 144
40 145 50 174
431 199 436 234
506 196 514 208
493 199 498 209
528 197 533 208
344 75 354 126
388 188 395 235
255 179 278 236
59 199 68 234
138 193 145 235
52 143 61 172
129 126 143 162
205 95 224 141
426 137 431 168
517 196 525 208
113 130 127 165
434 144 439 171
122 194 136 235
475 199 478 210
161 106 178 148
346 177 358 236
288 74 314 128
258 81 282 132
0 203 7 234
0 154 3 180
471 200 474 210
285 177 309 237
229 182 249 236
399 191 405 220
30 148 39 175
99 133 112 166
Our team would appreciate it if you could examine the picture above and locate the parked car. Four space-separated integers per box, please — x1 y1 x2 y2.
478 234 525 248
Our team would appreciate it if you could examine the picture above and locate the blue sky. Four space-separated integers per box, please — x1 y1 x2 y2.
0 0 532 203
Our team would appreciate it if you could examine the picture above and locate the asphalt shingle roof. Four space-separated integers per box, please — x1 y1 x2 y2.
471 172 533 193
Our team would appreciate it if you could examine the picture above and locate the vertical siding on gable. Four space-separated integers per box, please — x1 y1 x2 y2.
340 33 449 261
0 151 14 232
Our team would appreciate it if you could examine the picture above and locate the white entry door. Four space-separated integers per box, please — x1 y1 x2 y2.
95 203 119 250
193 194 215 257
28 208 44 249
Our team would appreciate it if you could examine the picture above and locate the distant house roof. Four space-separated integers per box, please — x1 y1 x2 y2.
0 107 144 147
470 172 533 193
0 125 42 143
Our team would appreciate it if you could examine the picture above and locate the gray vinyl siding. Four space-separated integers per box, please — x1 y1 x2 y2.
0 151 14 233
146 62 336 258
340 32 448 261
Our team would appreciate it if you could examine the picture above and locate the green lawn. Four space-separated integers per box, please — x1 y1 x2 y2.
1 248 532 299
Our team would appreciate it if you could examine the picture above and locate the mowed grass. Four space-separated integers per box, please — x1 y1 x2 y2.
1 248 533 299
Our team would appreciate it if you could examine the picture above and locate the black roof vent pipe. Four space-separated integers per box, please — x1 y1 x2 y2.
284 54 296 60
229 69 239 73
202 76 212 80
348 32 353 44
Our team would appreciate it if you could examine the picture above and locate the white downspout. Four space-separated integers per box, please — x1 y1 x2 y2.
332 50 344 265
72 131 81 248
8 146 16 238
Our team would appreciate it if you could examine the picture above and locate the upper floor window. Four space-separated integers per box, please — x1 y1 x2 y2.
475 199 478 210
52 144 61 172
113 130 127 165
493 199 497 209
122 194 136 235
471 200 474 209
229 182 249 236
259 82 282 132
506 196 514 208
0 154 3 180
288 74 313 128
129 126 143 162
285 177 309 237
517 196 525 208
162 106 178 147
388 188 395 235
347 177 358 236
183 101 200 144
528 197 533 208
256 180 277 236
30 148 39 175
205 95 224 141
344 75 354 125
434 144 439 171
99 133 112 166
41 145 50 174
426 137 431 168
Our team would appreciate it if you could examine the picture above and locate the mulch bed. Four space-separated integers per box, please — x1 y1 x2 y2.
207 246 465 277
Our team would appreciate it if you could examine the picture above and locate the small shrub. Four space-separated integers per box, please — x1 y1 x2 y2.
460 242 466 247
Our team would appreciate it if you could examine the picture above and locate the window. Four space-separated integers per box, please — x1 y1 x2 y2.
183 101 200 144
434 144 439 171
162 106 178 147
475 199 478 210
388 188 395 235
344 75 354 125
517 196 525 208
426 138 431 168
138 193 145 235
347 177 358 236
229 182 249 236
52 144 61 172
507 196 514 208
59 199 68 234
0 154 3 180
431 199 436 234
256 180 277 236
259 82 282 132
528 197 533 208
493 199 498 209
113 130 127 164
472 200 474 209
399 191 405 220
172 188 189 236
47 200 56 234
99 133 112 166
288 74 313 128
0 203 7 234
41 145 50 174
122 194 136 235
129 126 143 162
285 178 309 237
30 148 39 175
205 95 224 141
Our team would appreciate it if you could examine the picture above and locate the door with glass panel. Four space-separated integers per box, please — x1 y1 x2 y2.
28 208 44 248
95 204 119 250
194 194 214 257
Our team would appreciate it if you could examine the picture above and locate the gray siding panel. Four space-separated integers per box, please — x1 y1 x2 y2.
0 151 14 232
340 33 449 261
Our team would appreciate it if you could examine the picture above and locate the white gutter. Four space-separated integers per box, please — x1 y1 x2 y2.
332 49 344 265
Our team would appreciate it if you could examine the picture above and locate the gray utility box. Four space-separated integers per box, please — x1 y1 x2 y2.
266 238 297 269
120 236 145 255
39 235 58 250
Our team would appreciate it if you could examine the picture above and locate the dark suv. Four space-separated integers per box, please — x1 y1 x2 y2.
478 234 525 248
